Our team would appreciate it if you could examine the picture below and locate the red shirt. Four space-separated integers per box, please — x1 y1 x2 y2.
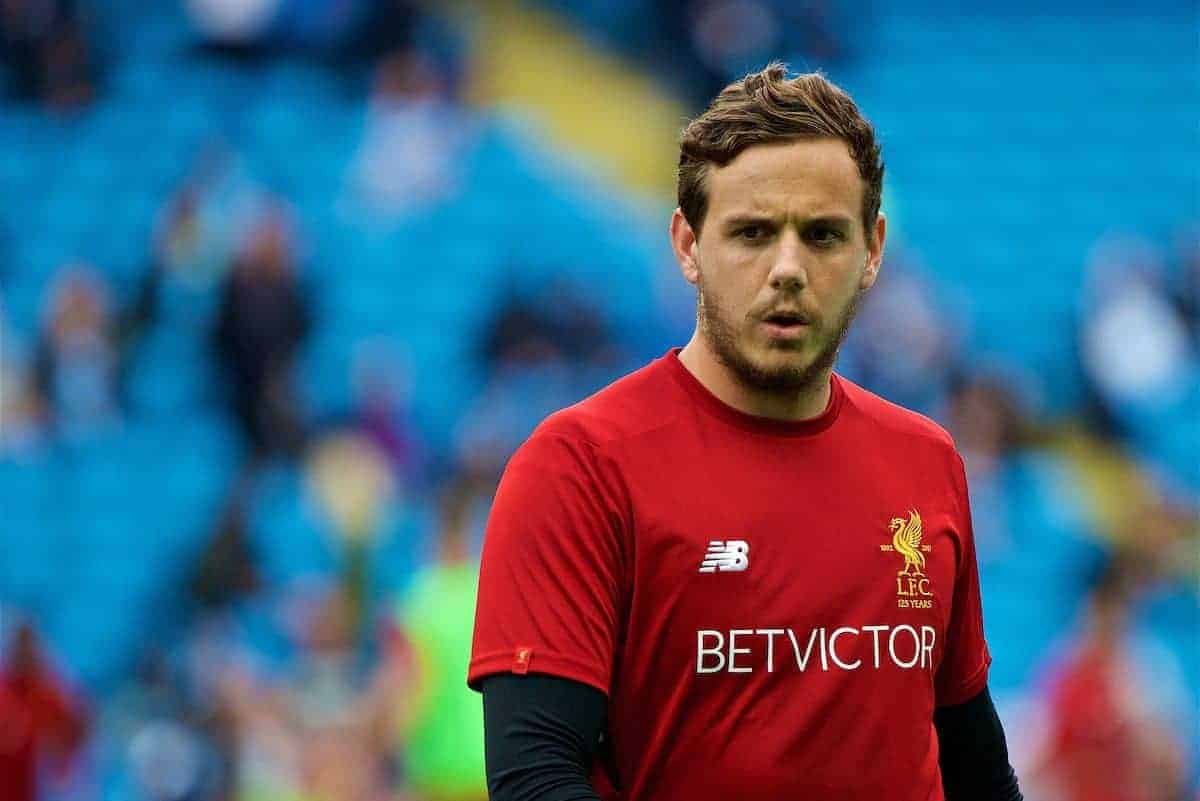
0 679 36 801
1043 641 1150 801
0 668 85 801
469 348 991 801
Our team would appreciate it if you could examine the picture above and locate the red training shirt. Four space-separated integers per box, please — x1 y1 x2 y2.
469 347 992 801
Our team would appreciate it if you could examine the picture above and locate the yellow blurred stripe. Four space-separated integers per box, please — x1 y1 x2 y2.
458 0 687 200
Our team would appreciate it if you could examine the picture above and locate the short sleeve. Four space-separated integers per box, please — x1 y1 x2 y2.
935 451 993 706
468 425 628 696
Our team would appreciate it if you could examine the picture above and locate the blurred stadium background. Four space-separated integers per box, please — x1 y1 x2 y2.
0 0 1196 799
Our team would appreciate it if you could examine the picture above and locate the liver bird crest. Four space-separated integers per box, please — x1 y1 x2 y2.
889 510 925 576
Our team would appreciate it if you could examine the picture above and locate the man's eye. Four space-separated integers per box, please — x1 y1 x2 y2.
809 227 843 245
737 226 765 241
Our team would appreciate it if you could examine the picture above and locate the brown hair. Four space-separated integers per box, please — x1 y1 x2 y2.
677 62 884 238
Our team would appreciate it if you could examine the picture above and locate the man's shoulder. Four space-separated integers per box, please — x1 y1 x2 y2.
530 355 678 450
837 372 958 454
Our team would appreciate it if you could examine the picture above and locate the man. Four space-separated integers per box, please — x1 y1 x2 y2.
468 62 1024 801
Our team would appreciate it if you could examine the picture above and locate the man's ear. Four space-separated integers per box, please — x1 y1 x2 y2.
859 211 887 291
670 208 701 286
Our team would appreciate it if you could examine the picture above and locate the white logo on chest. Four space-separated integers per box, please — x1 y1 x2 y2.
698 540 750 573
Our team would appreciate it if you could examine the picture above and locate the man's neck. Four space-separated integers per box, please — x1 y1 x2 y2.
677 333 832 423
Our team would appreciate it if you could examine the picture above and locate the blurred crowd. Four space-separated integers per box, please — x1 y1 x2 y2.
543 0 855 104
1 2 1197 801
0 8 635 797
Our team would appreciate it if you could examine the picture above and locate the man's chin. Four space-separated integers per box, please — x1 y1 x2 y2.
754 340 815 365
728 345 821 392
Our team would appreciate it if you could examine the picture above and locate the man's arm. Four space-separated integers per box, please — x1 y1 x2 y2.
482 673 606 801
934 684 1024 801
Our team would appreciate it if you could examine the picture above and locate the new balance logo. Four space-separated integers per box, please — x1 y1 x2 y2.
699 540 750 573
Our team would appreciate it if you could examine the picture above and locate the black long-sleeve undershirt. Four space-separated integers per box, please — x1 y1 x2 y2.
934 685 1024 801
482 673 606 801
481 673 1023 801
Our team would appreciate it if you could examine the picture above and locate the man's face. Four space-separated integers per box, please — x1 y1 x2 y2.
672 138 885 393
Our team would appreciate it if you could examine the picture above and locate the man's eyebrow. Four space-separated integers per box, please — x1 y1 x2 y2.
806 215 855 227
721 214 775 228
721 213 854 229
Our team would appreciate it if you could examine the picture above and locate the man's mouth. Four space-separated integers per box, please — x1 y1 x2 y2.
763 311 808 326
760 312 810 339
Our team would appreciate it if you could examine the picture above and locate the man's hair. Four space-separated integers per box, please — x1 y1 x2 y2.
677 62 884 239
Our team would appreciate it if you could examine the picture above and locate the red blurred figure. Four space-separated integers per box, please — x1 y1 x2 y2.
0 623 88 801
1033 553 1189 801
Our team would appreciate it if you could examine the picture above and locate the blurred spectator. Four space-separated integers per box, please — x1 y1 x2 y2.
186 0 280 50
0 303 47 456
0 622 88 801
305 428 404 623
213 203 311 460
192 474 261 612
151 189 216 291
216 583 398 801
388 478 486 801
941 367 1106 695
1029 552 1192 801
343 0 422 64
944 367 1042 487
481 289 561 370
350 337 425 489
306 429 397 549
0 0 95 108
179 429 415 798
36 1 91 108
690 1 843 84
32 264 121 442
1080 233 1195 415
1078 231 1199 491
943 367 1039 562
110 650 230 801
135 160 234 308
0 353 45 456
455 281 621 480
343 46 475 222
840 251 967 418
1169 222 1199 339
643 0 849 104
127 719 210 801
484 279 619 372
130 142 266 339
1107 476 1199 583
189 0 388 55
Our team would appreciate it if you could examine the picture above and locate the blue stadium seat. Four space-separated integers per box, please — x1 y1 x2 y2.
249 464 341 585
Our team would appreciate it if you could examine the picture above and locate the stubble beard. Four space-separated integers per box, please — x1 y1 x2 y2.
696 274 865 396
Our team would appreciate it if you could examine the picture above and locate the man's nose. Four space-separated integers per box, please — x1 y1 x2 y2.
767 230 809 290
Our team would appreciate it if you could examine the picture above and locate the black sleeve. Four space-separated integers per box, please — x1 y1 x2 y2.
481 672 607 801
934 684 1024 801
